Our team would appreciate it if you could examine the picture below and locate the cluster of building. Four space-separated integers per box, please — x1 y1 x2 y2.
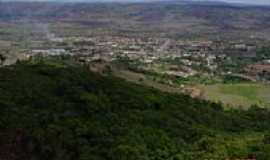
24 35 258 59
10 35 264 80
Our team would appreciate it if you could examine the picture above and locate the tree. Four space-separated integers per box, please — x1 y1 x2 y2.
0 54 6 65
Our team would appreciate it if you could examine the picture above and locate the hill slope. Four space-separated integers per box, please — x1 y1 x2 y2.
0 62 270 159
1 1 270 39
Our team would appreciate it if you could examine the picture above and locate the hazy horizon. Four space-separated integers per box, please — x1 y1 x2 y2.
0 0 270 5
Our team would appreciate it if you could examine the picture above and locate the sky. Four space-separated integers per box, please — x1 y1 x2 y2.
0 0 270 5
201 0 270 5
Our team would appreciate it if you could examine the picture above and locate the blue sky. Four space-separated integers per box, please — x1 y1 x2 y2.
1 0 270 5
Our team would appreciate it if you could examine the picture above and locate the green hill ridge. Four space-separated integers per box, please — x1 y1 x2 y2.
0 61 270 160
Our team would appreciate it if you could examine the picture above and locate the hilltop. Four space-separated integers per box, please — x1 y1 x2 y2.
0 61 270 159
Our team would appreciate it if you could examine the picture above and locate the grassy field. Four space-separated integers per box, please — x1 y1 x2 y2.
201 83 270 109
114 67 270 109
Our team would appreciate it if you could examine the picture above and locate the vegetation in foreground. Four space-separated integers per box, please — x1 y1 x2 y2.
1 61 270 160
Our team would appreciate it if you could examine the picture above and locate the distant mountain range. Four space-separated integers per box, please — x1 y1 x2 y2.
0 0 270 40
0 0 270 5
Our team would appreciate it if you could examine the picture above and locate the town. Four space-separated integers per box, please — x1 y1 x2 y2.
1 32 270 106
2 33 269 82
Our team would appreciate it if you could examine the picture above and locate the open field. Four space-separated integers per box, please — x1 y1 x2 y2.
114 69 185 94
201 83 270 108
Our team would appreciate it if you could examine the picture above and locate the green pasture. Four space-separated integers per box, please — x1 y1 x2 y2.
202 83 270 108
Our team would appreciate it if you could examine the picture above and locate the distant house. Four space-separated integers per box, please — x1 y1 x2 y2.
245 64 270 81
31 49 69 56
225 43 257 58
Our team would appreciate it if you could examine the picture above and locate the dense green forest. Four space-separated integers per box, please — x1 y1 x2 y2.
0 61 270 160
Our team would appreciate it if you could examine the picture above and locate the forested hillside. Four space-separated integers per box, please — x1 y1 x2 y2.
0 62 270 160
